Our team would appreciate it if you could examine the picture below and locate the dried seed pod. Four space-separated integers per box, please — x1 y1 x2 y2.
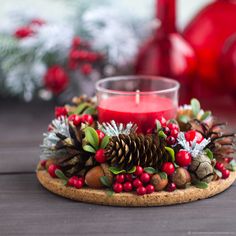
172 167 191 188
151 173 168 191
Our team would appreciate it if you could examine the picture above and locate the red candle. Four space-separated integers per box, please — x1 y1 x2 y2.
98 95 177 133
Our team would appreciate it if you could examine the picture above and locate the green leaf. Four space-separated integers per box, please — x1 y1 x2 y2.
178 115 190 124
168 119 178 125
106 190 114 197
156 119 162 131
74 103 89 115
214 169 222 178
144 167 156 174
159 172 168 180
191 98 201 117
84 127 99 149
83 106 96 115
229 159 236 167
100 176 112 187
109 167 126 175
200 111 212 121
100 135 110 149
227 160 236 171
83 144 96 153
165 147 175 162
205 148 213 160
62 180 68 186
55 169 68 181
158 130 167 139
194 181 208 189
127 166 136 174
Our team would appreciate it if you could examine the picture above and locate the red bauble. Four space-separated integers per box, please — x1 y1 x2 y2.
176 150 192 167
55 106 67 118
140 173 151 183
113 183 123 193
162 162 175 175
95 149 106 163
146 184 155 194
44 65 69 95
185 130 203 144
135 0 196 104
133 178 142 188
136 186 146 195
115 174 125 184
222 169 230 179
134 166 143 176
183 0 236 97
14 26 34 39
123 182 133 192
48 164 60 178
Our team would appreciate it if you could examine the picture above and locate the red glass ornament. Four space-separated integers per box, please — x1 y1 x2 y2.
183 0 236 98
135 0 196 104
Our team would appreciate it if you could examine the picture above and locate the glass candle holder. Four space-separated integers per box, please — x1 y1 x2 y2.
96 76 180 133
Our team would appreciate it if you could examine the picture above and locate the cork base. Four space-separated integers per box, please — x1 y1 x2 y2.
36 167 236 207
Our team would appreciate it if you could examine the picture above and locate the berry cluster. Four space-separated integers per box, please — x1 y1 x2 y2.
215 162 230 179
68 114 94 126
68 36 101 75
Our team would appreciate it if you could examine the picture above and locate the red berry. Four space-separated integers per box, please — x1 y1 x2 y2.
146 184 155 194
40 160 47 168
166 136 176 145
125 174 133 182
30 18 45 26
82 114 94 125
170 128 179 138
81 63 92 75
95 149 106 163
68 176 78 186
113 183 123 193
115 174 125 183
73 115 82 126
134 166 143 176
133 178 142 188
123 182 133 192
185 130 204 144
163 127 171 136
72 36 81 47
136 186 146 195
140 173 151 183
74 179 84 189
14 26 34 38
96 130 105 143
168 123 179 131
215 162 224 171
167 183 176 192
176 150 192 167
162 162 175 175
222 169 230 179
55 106 67 118
68 114 76 122
157 117 167 127
48 164 60 178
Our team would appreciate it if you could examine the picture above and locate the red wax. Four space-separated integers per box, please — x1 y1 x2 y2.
98 95 177 133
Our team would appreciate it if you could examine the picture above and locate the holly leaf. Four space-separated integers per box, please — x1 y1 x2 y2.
55 169 68 181
158 130 167 139
178 115 190 124
205 148 213 160
100 135 110 149
214 169 222 178
84 127 99 150
109 167 126 175
83 106 96 115
194 181 208 189
200 111 212 121
144 167 156 174
100 176 112 187
127 166 136 174
191 98 201 117
74 103 89 114
83 144 96 153
159 172 168 180
165 147 175 162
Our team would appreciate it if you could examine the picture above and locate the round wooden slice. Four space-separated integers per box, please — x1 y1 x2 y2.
36 167 236 207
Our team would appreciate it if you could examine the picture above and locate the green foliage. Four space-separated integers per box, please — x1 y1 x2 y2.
205 148 213 160
100 176 112 187
191 98 201 116
109 166 126 175
158 130 167 139
165 147 175 162
159 172 168 180
100 135 110 149
193 180 208 189
144 167 156 174
84 127 99 150
83 145 96 153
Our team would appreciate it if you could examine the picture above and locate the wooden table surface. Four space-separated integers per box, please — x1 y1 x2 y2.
0 100 236 236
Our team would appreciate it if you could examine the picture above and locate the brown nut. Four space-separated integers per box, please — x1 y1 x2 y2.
101 163 113 184
172 167 191 188
151 174 168 191
85 166 104 189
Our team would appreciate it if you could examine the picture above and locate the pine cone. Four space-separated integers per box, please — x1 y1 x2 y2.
55 124 95 177
105 133 166 171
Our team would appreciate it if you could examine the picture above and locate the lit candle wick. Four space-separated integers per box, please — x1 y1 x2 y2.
135 89 140 105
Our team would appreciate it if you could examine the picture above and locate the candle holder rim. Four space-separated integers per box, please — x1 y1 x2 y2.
95 75 180 95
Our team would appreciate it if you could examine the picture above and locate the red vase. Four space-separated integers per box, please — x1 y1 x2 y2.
183 0 236 98
220 34 236 100
135 0 196 104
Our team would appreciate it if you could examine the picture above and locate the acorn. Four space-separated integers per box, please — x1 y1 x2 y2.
172 167 191 188
151 173 168 191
